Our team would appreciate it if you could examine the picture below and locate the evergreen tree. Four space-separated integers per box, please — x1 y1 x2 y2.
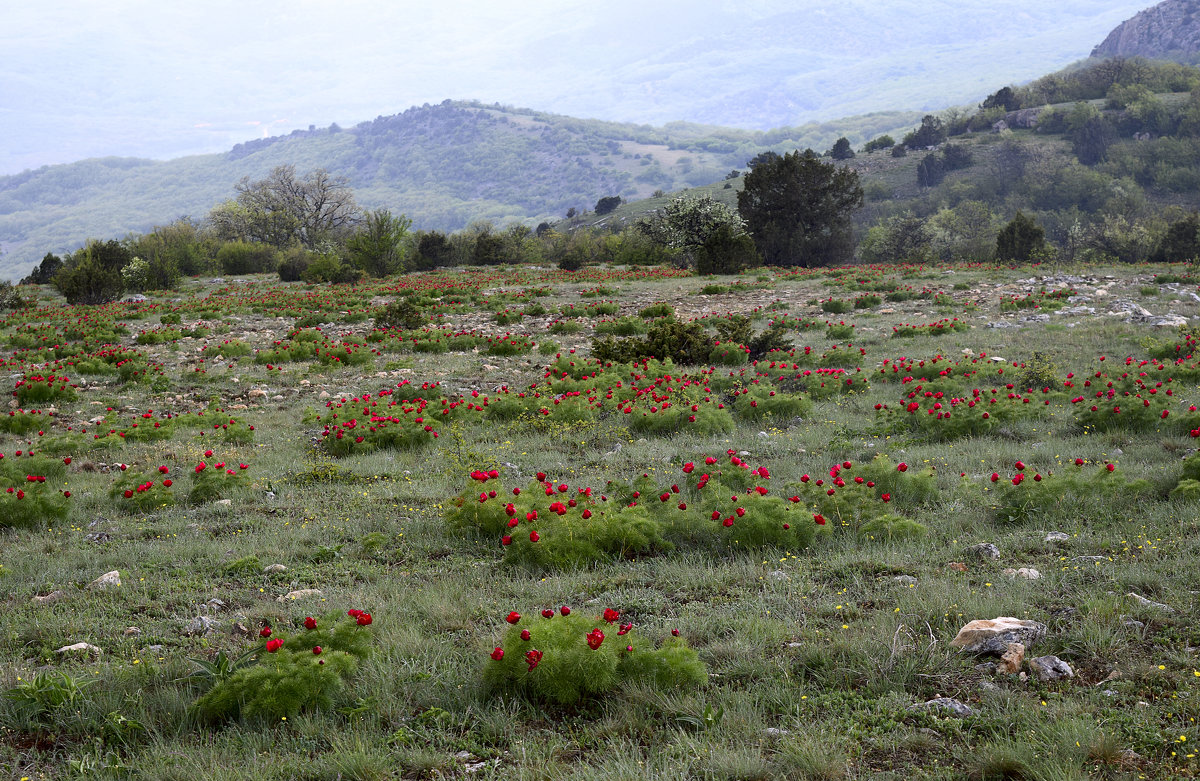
737 149 863 267
829 137 855 160
995 212 1046 262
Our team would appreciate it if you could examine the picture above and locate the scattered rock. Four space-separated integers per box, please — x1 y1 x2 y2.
31 590 65 605
231 622 251 637
967 543 1001 560
56 642 102 656
1044 532 1071 543
123 627 141 637
277 589 323 602
183 616 218 636
89 570 121 590
951 617 1048 655
764 727 790 737
318 391 330 400
947 561 969 572
214 499 233 507
998 642 1026 674
1128 592 1174 612
263 564 288 574
1001 567 1041 580
911 697 973 717
1028 655 1074 681
1122 617 1146 631
768 570 790 582
893 575 918 587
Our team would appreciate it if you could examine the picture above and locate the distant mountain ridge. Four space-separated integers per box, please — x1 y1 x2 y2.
0 101 921 280
1093 0 1200 59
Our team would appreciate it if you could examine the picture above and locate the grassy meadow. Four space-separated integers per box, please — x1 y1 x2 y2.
3 260 1200 780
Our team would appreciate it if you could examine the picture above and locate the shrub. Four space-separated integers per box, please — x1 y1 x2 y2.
277 247 311 281
482 607 705 705
302 254 363 284
374 299 426 331
216 241 277 275
193 611 373 722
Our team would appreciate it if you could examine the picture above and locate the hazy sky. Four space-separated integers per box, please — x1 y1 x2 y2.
2 0 1151 174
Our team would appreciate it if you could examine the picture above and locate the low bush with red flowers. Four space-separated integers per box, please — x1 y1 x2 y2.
0 449 70 529
482 606 705 704
193 609 374 722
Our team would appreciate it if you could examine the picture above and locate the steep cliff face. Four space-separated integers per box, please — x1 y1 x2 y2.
1093 0 1200 59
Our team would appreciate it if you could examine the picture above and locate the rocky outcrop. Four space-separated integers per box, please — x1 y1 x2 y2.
1093 0 1200 60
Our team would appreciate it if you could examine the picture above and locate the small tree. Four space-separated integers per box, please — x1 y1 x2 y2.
411 231 454 270
902 115 947 149
20 253 64 285
829 137 855 160
346 209 411 277
982 86 1020 112
637 194 749 270
863 135 895 153
916 154 946 187
1152 213 1200 263
53 240 130 305
737 149 863 267
594 196 622 216
995 212 1046 262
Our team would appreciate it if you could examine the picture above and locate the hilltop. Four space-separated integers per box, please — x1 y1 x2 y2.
1093 0 1200 60
0 102 920 279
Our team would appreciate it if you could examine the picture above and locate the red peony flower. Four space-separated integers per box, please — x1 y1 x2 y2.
356 612 372 626
506 611 521 624
529 531 540 542
897 462 908 472
603 608 620 623
542 608 554 619
524 648 543 671
490 647 504 661
266 638 283 652
586 628 605 650
260 626 272 638
304 617 318 630
312 646 322 655
560 605 571 616
520 629 531 641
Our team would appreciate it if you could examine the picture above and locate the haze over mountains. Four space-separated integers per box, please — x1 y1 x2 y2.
5 1 1147 174
0 0 1171 279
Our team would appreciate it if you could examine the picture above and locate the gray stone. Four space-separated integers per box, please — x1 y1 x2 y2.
1044 532 1071 543
951 617 1048 655
31 590 65 605
184 616 218 636
768 570 790 582
277 588 323 602
89 570 121 590
1001 567 1041 580
967 543 1001 560
1128 592 1174 612
263 564 288 574
912 697 974 717
56 642 101 656
893 575 918 587
1028 655 1074 681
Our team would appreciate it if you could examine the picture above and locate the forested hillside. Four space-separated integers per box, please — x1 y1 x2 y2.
0 102 920 280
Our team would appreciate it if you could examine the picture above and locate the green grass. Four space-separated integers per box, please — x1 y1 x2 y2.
2 261 1200 779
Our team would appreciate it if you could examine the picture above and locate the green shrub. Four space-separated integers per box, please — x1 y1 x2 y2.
374 299 426 330
481 608 705 705
193 612 373 722
217 241 277 275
